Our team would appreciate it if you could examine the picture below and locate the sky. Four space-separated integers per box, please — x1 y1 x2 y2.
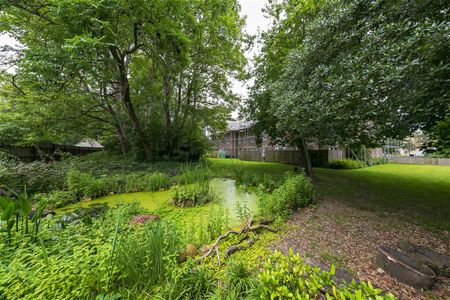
234 0 271 98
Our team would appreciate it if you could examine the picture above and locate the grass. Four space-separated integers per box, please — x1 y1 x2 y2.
209 158 293 176
209 159 450 231
314 164 450 231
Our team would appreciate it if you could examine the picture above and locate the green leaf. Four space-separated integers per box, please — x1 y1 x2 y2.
1 202 15 221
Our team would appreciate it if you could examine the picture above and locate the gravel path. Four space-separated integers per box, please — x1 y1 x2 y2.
273 199 450 300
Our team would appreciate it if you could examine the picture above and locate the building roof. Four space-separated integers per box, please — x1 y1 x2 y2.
74 139 104 149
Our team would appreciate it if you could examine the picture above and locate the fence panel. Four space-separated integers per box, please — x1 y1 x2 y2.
238 150 261 162
265 150 303 165
328 150 346 162
388 156 450 166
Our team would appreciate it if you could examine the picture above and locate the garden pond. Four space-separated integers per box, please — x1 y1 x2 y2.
58 178 258 226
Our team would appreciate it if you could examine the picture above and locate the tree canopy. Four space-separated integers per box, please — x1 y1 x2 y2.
0 0 246 160
248 0 449 152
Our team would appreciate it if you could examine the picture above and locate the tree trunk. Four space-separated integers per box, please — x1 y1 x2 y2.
300 136 314 180
110 47 152 160
115 121 130 155
163 74 172 155
122 81 152 160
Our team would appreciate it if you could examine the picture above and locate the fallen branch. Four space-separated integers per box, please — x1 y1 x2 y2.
196 217 277 263
197 217 253 262
225 237 255 257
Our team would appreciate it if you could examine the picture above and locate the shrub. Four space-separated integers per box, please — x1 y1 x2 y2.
249 250 395 299
329 159 365 169
44 190 77 208
0 159 68 193
259 174 314 221
369 157 389 166
170 181 217 207
206 206 229 241
66 169 94 198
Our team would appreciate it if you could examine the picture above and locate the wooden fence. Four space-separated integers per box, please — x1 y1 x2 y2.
266 150 303 165
239 149 346 167
239 150 261 162
0 144 102 162
387 156 450 166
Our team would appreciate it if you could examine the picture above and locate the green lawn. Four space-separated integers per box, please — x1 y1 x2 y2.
209 159 450 231
314 164 450 231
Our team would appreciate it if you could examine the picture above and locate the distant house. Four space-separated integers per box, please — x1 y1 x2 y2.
74 140 104 149
210 120 303 158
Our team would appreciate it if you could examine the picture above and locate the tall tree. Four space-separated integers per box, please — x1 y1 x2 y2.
248 0 449 175
0 0 246 159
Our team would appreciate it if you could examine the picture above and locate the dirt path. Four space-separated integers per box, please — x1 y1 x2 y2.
273 199 450 299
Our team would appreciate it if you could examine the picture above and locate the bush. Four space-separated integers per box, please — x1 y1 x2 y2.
174 163 212 185
43 190 77 208
329 159 365 169
66 169 94 198
67 170 170 200
259 174 314 221
249 250 395 299
0 159 68 193
369 157 389 166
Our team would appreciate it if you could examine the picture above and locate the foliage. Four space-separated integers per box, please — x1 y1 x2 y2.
235 197 251 222
170 181 217 208
158 259 216 300
248 0 449 163
174 162 213 185
0 159 68 193
259 174 314 221
422 116 450 157
250 250 394 299
223 261 257 298
0 186 43 241
0 0 246 159
123 172 170 193
66 169 171 200
206 206 229 241
329 159 366 170
41 190 77 208
113 220 182 292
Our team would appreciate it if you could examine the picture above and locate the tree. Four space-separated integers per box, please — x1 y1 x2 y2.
248 0 449 175
0 0 246 160
246 0 325 177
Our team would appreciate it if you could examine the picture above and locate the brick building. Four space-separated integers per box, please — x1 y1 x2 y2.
210 120 297 158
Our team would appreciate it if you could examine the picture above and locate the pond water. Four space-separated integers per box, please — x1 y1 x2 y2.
58 178 258 224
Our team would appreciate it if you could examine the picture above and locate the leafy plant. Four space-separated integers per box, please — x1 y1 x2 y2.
329 159 366 170
170 181 217 207
250 250 395 299
259 173 314 221
158 259 216 300
235 197 251 222
224 261 257 298
113 220 182 292
207 206 229 241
